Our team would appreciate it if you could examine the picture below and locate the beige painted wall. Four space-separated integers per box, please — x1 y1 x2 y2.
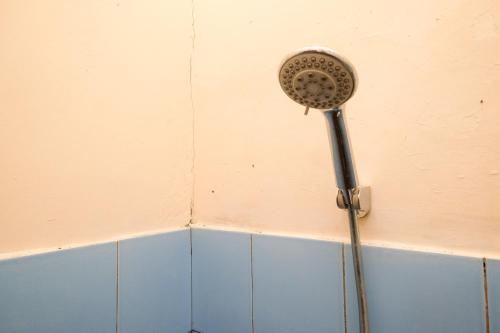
1 0 499 257
0 1 193 254
192 0 500 257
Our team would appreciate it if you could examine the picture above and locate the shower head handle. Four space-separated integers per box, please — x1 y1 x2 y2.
323 107 358 192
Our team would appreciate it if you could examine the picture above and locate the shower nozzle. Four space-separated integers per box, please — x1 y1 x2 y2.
279 46 357 110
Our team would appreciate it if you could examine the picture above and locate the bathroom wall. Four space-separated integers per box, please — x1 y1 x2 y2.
0 1 193 254
190 227 492 333
1 0 499 258
1 227 496 332
0 229 191 333
192 0 500 257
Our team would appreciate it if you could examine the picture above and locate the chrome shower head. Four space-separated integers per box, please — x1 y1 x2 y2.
278 46 357 110
278 46 360 192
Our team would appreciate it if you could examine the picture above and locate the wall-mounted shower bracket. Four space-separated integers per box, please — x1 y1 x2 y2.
336 186 371 218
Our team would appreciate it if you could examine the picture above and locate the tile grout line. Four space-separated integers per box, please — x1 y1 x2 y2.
483 258 490 333
250 235 255 333
342 244 348 333
190 228 194 331
115 241 119 333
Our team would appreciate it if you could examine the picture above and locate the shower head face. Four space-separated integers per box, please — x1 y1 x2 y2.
279 47 357 110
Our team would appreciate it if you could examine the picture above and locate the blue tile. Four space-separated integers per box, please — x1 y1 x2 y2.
252 234 344 333
118 229 191 333
0 243 117 333
192 229 252 333
345 245 485 333
487 259 500 332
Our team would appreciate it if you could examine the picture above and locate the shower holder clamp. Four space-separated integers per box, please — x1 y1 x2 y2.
336 186 371 218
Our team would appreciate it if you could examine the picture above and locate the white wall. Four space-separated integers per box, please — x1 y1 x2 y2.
0 1 193 253
192 0 500 257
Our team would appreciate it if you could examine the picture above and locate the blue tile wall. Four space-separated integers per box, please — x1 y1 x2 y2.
0 243 117 333
487 259 500 332
345 245 485 333
0 227 493 332
118 230 191 333
191 229 253 333
252 234 345 333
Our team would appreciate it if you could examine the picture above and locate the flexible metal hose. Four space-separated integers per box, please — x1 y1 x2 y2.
347 204 369 333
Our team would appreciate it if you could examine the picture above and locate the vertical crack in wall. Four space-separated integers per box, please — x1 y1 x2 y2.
189 0 196 225
483 258 490 333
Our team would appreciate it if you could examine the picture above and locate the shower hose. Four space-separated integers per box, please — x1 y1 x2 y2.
347 200 369 333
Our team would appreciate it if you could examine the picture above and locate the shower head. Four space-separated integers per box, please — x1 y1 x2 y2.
278 46 360 192
278 46 357 110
